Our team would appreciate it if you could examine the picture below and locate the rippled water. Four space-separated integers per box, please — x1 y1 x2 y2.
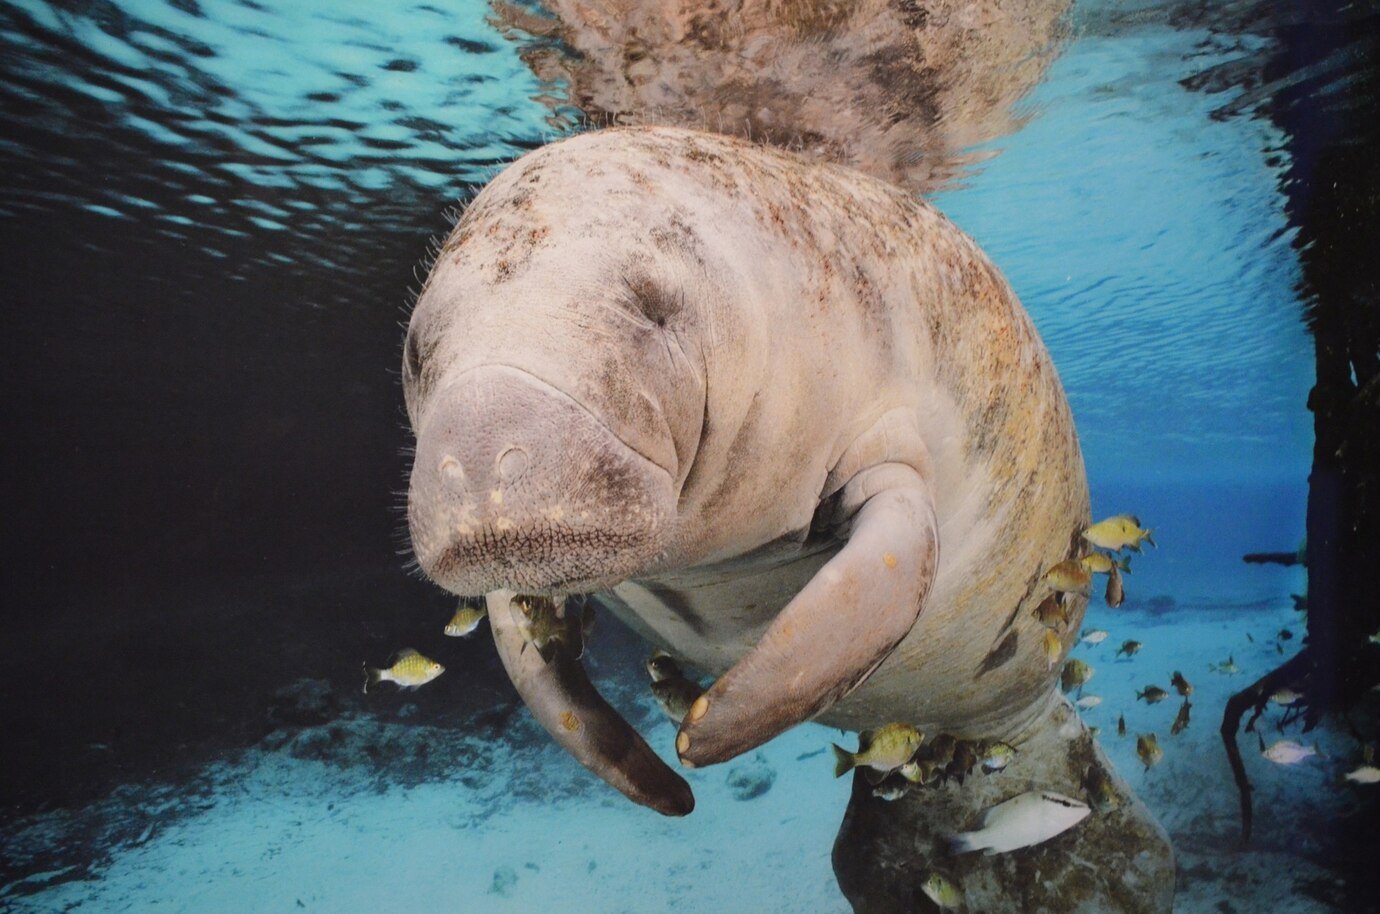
935 15 1312 483
2 0 1374 911
0 0 550 292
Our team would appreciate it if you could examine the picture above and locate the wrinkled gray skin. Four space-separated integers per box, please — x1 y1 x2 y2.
404 126 1172 910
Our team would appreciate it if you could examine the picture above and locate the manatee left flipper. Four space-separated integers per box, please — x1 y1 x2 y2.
676 466 938 767
487 590 695 816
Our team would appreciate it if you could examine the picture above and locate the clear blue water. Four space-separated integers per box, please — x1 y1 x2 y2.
1 0 1370 911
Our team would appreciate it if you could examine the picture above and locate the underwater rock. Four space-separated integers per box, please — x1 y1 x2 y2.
725 753 776 801
286 727 341 762
833 697 1174 914
268 678 339 728
489 864 518 897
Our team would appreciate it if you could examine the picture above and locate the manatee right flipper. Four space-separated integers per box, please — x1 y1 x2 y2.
676 465 939 767
487 589 695 816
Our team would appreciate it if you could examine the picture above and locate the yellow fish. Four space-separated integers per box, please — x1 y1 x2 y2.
1079 553 1131 575
832 723 923 777
1083 515 1156 553
1060 658 1095 691
1033 593 1069 629
514 595 593 662
921 872 964 910
1042 629 1063 669
1043 560 1092 596
1136 733 1163 770
444 601 487 637
899 758 940 786
363 649 444 693
1084 764 1121 812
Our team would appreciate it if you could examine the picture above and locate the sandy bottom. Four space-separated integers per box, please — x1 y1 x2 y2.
3 594 1369 913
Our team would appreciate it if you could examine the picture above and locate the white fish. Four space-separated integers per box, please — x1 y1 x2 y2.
950 791 1090 855
1075 695 1102 709
1080 629 1109 646
1344 766 1380 785
1269 688 1302 706
1262 740 1320 765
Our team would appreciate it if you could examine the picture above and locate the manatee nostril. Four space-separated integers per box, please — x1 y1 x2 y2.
438 454 465 489
497 446 530 484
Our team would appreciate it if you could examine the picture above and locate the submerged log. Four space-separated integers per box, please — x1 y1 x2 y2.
1219 0 1380 853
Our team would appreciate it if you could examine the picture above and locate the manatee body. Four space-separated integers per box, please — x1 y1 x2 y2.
404 125 1172 911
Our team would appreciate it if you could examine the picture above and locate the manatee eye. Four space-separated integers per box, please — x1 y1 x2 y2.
622 272 680 328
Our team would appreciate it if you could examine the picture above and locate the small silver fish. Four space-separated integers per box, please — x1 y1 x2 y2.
1210 656 1241 675
1262 740 1320 765
1344 765 1380 785
872 778 911 801
980 741 1017 773
1075 695 1102 710
1080 628 1109 646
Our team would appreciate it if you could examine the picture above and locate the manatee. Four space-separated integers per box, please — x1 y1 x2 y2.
490 0 1071 195
404 125 1173 911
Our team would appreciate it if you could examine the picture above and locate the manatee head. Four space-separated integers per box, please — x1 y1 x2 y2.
403 135 745 597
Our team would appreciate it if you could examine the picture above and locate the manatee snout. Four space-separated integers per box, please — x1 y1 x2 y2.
407 364 675 595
